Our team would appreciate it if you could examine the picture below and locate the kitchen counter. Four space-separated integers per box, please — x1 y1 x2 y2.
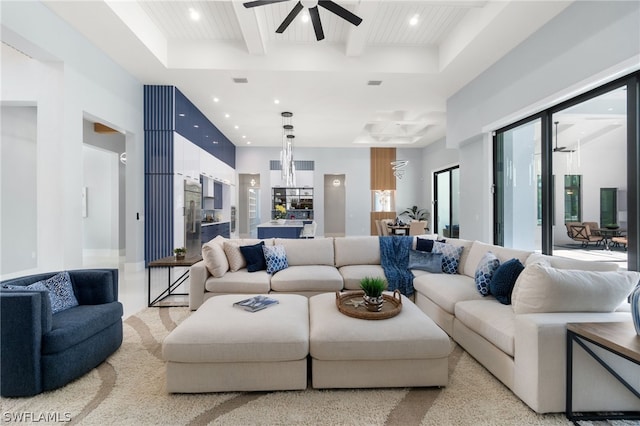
202 221 229 227
257 220 307 239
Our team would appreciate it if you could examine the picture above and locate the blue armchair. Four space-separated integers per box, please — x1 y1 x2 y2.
1 269 123 397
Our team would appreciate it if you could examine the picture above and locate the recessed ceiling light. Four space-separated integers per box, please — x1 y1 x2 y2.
213 97 219 103
409 14 419 26
246 141 252 145
225 113 230 118
242 135 246 139
274 99 280 104
234 125 239 129
188 8 200 21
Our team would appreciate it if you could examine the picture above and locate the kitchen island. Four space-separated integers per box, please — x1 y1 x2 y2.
257 220 307 239
201 221 230 243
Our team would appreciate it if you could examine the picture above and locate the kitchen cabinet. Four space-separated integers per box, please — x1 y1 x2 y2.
214 181 223 209
201 222 230 244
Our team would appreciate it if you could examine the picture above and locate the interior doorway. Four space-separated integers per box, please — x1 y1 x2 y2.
324 174 345 237
239 174 261 238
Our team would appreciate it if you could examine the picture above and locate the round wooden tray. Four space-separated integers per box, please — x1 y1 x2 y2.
335 290 402 320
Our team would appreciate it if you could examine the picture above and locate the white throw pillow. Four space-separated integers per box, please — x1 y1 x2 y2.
512 262 640 314
201 235 229 278
223 241 246 272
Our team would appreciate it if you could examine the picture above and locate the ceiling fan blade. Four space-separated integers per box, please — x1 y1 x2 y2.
309 6 325 40
276 1 304 33
244 0 290 8
318 0 362 26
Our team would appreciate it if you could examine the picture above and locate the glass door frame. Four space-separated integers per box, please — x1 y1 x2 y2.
434 165 460 239
493 71 639 271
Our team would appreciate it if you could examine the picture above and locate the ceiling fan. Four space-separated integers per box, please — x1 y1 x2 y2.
243 0 363 41
553 121 575 153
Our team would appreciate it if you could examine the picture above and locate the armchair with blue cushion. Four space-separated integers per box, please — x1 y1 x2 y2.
0 269 123 397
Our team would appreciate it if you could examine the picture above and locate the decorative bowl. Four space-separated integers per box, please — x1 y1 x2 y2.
277 219 287 225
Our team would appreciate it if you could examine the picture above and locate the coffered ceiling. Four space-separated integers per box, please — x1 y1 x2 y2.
43 0 571 148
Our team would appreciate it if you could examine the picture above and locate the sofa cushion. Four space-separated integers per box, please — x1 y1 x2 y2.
463 241 531 278
489 258 525 305
34 272 79 314
239 242 267 272
433 242 464 274
42 302 123 355
263 245 289 274
334 236 380 267
202 236 229 278
455 300 516 356
204 270 271 294
412 273 482 315
525 253 619 271
339 265 386 290
275 238 335 266
270 265 343 292
223 242 246 272
512 262 640 314
408 250 443 273
474 252 500 296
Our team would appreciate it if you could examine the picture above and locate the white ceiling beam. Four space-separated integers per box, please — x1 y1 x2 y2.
231 1 267 56
345 1 380 57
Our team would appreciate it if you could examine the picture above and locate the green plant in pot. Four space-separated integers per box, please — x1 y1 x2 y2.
401 205 429 221
360 276 386 312
173 247 186 260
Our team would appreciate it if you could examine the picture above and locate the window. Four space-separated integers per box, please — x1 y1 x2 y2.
564 175 581 222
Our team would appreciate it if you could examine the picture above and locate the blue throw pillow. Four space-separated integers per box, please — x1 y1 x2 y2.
432 241 463 274
416 238 435 252
408 250 443 273
489 258 525 304
262 245 289 274
239 241 266 272
474 252 501 296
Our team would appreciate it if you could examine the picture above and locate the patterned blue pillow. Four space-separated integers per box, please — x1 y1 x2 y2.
489 258 524 304
262 245 289 274
31 272 79 314
474 252 501 296
432 242 464 274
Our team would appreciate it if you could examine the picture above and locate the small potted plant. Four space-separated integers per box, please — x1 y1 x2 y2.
173 247 186 260
360 276 386 312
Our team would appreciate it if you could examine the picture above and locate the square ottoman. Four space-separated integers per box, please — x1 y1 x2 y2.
162 294 309 392
309 292 451 389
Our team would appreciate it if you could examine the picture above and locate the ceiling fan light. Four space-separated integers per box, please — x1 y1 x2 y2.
301 0 319 8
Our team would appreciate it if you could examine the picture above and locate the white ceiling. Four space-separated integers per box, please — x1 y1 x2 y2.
43 0 573 149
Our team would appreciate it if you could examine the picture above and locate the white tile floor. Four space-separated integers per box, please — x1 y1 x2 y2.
85 244 629 319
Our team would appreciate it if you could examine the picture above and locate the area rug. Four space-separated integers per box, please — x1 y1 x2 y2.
0 308 620 425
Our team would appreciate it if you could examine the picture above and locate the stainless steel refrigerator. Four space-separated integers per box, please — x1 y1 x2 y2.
184 181 202 256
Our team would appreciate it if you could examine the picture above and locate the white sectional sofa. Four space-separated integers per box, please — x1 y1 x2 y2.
188 234 640 414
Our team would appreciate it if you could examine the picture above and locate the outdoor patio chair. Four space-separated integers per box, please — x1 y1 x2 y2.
612 236 628 251
566 222 603 248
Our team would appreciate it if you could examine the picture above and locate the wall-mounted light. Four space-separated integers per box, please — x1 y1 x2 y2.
332 179 341 187
119 152 127 165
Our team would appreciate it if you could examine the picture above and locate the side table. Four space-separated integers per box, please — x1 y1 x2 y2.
148 255 202 307
566 322 640 422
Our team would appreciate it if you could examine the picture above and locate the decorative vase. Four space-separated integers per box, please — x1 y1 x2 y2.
363 294 383 312
630 284 640 335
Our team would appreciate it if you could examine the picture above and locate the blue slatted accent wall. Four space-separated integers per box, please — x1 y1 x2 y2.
144 85 175 264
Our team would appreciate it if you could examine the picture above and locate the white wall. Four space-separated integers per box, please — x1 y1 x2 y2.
1 1 145 278
1 106 38 274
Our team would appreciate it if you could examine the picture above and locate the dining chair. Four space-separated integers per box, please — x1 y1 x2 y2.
409 221 427 236
374 220 383 236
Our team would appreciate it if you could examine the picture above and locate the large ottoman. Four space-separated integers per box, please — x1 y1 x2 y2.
162 294 309 392
309 292 451 389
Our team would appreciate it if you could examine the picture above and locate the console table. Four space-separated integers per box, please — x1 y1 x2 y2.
566 322 640 422
147 255 202 307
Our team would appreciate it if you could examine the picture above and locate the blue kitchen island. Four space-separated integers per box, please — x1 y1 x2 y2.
257 220 307 239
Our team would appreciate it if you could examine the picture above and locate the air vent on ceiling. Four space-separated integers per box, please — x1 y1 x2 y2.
233 77 249 84
367 80 383 86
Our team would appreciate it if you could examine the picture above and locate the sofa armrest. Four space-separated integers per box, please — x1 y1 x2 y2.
0 291 51 396
189 261 208 310
513 311 632 413
68 269 118 305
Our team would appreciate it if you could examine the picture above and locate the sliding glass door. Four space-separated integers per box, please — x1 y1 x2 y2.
434 166 459 238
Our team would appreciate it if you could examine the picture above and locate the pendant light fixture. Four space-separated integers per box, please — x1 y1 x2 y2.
281 112 296 187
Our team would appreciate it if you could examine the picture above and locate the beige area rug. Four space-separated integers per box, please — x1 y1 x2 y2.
0 308 629 426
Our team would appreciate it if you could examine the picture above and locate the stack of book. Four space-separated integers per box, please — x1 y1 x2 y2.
233 295 279 312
